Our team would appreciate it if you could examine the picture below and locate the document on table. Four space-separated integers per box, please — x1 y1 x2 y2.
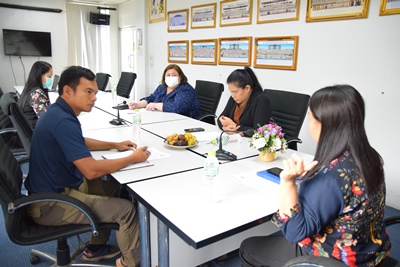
192 131 220 142
101 147 170 171
233 169 281 193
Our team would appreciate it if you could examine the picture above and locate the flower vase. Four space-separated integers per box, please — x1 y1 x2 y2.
259 150 276 162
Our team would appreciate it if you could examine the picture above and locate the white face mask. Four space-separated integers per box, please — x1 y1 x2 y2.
165 76 179 88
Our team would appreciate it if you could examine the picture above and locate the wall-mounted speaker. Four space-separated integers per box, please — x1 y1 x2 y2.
89 12 110 25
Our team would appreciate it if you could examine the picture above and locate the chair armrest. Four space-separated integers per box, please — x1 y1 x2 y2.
286 137 302 145
0 127 17 135
198 114 217 121
385 215 400 226
283 255 347 267
10 193 101 237
17 156 29 164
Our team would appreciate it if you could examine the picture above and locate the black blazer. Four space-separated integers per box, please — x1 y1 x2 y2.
217 90 271 136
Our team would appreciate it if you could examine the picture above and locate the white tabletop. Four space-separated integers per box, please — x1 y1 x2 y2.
83 126 206 184
142 118 259 160
128 149 314 248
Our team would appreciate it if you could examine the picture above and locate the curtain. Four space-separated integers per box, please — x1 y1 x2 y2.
66 4 111 74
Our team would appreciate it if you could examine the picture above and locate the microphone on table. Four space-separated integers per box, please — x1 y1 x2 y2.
216 128 254 161
109 101 126 126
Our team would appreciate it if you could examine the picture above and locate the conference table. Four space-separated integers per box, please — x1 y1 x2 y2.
17 87 313 266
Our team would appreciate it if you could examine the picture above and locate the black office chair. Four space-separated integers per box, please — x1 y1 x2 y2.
95 72 111 92
0 135 119 266
0 97 25 156
0 92 33 157
116 72 137 98
263 89 310 150
283 216 400 267
195 80 224 125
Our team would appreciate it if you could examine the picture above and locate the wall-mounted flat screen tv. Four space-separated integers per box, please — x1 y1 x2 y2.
3 29 52 57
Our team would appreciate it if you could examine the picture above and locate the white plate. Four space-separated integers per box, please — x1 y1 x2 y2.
163 140 198 149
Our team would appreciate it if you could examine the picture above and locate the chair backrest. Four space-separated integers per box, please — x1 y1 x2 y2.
95 73 111 91
0 92 33 157
264 89 310 150
116 72 137 98
195 80 224 125
0 135 26 244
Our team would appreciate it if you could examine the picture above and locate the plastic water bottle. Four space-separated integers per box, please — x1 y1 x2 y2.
132 108 141 137
111 85 117 106
204 150 220 202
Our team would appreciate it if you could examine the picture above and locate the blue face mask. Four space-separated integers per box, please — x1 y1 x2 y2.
43 77 53 89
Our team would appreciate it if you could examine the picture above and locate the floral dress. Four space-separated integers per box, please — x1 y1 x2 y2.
272 151 391 267
29 88 50 118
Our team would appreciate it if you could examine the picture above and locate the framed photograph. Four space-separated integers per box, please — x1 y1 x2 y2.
254 36 299 70
306 0 370 22
218 37 252 66
148 0 166 23
191 39 218 65
191 3 217 29
257 0 300 23
380 0 400 16
168 40 189 64
220 0 253 27
168 9 189 32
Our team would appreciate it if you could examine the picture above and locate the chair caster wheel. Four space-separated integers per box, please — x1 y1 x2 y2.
30 255 40 264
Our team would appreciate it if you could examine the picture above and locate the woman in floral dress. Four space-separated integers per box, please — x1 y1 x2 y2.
18 61 53 128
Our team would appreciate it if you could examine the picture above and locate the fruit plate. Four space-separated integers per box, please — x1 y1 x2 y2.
163 140 198 149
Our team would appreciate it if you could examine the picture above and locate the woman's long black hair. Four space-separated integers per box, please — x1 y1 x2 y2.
18 61 52 109
303 84 384 195
226 67 263 93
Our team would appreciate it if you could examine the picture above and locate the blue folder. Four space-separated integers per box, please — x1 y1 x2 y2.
256 170 280 184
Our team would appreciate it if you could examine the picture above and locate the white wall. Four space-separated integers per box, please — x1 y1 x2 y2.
142 1 400 208
0 0 68 92
118 0 147 100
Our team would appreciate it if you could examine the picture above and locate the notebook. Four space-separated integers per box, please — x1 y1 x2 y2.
102 150 154 171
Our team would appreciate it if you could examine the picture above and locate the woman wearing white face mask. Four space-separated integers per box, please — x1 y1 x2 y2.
128 64 201 119
18 61 53 128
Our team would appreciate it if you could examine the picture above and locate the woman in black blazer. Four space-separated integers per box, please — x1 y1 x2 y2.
217 67 271 136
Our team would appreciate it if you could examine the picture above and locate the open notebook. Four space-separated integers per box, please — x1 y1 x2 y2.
102 150 154 171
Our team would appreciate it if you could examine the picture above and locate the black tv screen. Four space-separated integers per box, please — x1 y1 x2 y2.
3 29 52 57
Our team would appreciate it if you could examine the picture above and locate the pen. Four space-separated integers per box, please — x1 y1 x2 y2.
131 147 151 155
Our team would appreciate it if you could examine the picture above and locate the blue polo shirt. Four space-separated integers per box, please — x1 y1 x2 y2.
25 97 91 193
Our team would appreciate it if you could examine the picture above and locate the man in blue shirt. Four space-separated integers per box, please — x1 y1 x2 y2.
25 66 149 267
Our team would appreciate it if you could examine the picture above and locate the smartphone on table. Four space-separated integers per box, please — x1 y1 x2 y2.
184 127 205 132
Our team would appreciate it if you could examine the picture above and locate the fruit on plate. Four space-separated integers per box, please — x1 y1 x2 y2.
165 132 197 146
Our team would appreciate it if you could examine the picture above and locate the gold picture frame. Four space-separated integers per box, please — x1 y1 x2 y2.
306 0 370 22
148 0 166 23
168 40 189 64
254 36 299 71
168 9 189 32
220 0 253 27
191 3 217 29
257 0 300 23
218 36 252 66
191 39 218 65
380 0 400 16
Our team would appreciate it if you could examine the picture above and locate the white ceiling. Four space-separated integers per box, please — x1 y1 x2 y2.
67 0 129 6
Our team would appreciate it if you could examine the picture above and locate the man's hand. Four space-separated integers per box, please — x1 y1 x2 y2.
132 146 151 162
115 140 137 151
